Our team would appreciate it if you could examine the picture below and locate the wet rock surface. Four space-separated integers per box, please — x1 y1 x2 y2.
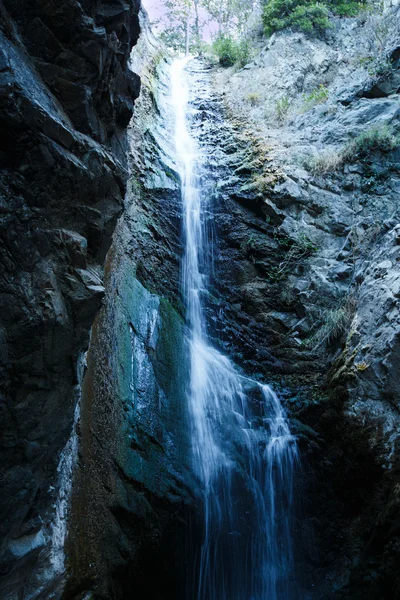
183 8 400 594
0 1 140 597
2 1 400 598
65 19 197 599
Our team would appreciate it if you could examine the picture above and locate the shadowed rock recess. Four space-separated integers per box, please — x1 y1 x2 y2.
2 1 400 599
0 0 140 598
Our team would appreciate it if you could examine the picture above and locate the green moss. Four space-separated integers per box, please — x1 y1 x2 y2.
113 276 190 497
152 297 186 400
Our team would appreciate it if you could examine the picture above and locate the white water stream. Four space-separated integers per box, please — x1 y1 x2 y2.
171 57 299 600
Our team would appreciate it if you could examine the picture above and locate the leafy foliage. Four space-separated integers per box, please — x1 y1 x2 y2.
267 233 318 281
212 35 251 67
203 0 257 35
342 124 400 159
302 84 329 111
275 95 291 124
262 0 368 36
330 0 366 16
157 0 258 54
246 92 261 105
159 25 187 51
157 0 197 53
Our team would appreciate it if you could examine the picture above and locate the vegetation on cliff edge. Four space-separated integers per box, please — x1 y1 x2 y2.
262 0 370 35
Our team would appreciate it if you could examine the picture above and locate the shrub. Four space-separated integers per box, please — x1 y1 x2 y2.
304 149 343 173
268 232 318 281
330 1 365 17
342 124 400 159
263 0 368 36
302 84 329 111
263 1 330 35
311 299 355 348
355 361 369 371
212 35 251 67
275 95 291 124
246 92 261 106
212 35 237 66
236 39 252 67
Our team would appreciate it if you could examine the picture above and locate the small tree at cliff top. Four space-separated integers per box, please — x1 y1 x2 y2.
202 0 258 35
204 0 257 67
212 35 251 66
158 0 204 53
158 0 258 54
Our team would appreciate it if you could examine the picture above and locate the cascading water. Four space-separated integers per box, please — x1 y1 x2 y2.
171 57 299 600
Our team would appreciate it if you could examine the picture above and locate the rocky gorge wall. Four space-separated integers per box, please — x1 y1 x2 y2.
0 1 141 598
65 16 199 600
1 1 400 599
201 6 400 597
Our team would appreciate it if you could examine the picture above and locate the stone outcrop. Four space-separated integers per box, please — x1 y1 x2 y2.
191 7 400 597
0 1 140 598
65 16 198 599
1 1 400 597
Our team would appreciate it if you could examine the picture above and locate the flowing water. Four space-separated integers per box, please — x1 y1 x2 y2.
171 57 299 600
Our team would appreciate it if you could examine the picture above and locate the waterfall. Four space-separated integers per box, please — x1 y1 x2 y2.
171 57 299 600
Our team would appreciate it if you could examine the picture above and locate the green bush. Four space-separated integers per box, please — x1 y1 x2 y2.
236 39 251 67
302 83 329 111
212 35 251 67
263 0 368 36
330 1 365 16
312 304 353 348
246 92 261 105
275 95 291 124
342 124 400 159
304 149 343 173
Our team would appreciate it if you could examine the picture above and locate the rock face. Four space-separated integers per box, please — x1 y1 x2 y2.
0 1 140 598
1 1 400 598
203 7 400 597
65 17 198 599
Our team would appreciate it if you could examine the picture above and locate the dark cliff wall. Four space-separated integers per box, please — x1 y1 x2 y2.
206 12 400 596
0 1 140 598
65 20 197 600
